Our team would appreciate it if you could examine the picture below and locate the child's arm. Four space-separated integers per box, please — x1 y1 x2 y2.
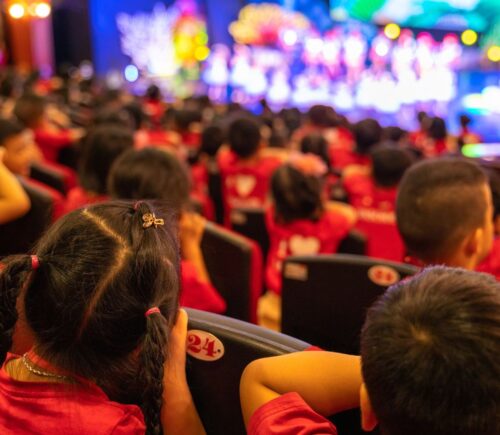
0 148 31 224
162 309 206 435
180 212 211 284
240 351 361 427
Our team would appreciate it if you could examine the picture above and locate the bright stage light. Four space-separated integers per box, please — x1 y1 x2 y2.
305 38 323 55
384 23 401 40
194 46 210 61
124 65 139 83
283 29 298 46
35 2 52 18
461 29 477 46
9 3 26 19
487 46 500 62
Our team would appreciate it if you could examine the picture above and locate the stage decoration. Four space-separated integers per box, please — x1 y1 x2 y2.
229 3 311 47
117 0 209 79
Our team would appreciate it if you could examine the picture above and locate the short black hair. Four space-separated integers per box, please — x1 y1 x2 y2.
201 125 225 157
361 266 500 435
428 117 447 141
13 94 46 128
352 118 383 155
228 118 261 159
79 125 134 195
300 133 330 170
396 158 488 262
0 118 25 146
271 164 323 224
371 144 414 187
109 148 191 211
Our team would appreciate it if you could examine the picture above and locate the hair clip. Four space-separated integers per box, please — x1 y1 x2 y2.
31 255 40 271
142 213 165 229
145 307 161 317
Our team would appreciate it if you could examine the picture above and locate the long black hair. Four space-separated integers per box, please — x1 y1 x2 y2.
0 201 180 434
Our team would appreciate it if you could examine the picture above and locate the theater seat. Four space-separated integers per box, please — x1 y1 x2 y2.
201 223 263 323
0 179 63 256
229 206 270 260
30 162 76 195
186 308 371 435
281 254 418 354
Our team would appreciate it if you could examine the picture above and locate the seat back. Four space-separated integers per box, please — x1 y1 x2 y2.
186 308 310 435
281 254 418 354
30 162 68 195
201 222 263 323
208 170 224 225
229 206 270 260
0 179 57 256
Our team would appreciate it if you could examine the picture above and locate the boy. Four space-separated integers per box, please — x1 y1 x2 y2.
396 158 493 269
241 266 500 435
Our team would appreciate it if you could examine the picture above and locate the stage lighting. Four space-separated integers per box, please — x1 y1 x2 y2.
384 23 401 40
35 2 51 18
9 3 26 19
461 29 477 46
487 46 500 62
124 65 139 83
283 29 298 46
194 46 210 61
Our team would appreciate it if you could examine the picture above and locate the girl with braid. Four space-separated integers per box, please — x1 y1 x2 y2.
0 201 205 434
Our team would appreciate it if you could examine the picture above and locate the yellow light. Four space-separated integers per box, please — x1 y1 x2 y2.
461 29 478 46
35 2 51 18
384 23 401 40
194 46 210 61
9 3 26 19
487 45 500 62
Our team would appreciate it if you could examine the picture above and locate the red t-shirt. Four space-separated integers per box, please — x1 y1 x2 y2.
63 187 108 215
265 208 351 294
219 150 281 224
343 173 404 262
181 260 226 313
0 353 146 435
34 129 74 163
476 237 500 281
248 392 338 435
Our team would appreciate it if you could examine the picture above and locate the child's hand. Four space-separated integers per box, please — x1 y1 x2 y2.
163 309 188 386
179 212 206 250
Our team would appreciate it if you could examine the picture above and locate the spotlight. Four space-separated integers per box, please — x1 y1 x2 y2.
461 29 478 46
34 2 52 18
9 3 26 19
283 29 298 47
124 65 139 83
487 46 500 62
384 23 401 40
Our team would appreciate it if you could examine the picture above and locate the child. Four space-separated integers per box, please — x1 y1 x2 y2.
0 201 205 434
0 147 30 224
259 154 356 331
108 147 226 314
241 266 500 435
396 158 493 269
343 145 414 262
218 118 284 224
64 125 134 214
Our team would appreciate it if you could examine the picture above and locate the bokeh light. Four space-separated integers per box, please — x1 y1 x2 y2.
124 65 139 82
9 3 26 19
461 29 478 46
384 23 401 40
487 45 500 62
35 2 52 18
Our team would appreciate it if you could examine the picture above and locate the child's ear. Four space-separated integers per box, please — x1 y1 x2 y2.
360 383 378 432
464 227 481 258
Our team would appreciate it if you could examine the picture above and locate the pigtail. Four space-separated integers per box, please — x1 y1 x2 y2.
139 314 168 435
0 255 32 362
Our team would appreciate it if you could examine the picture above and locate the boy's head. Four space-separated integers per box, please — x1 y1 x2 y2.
300 133 330 169
201 125 225 158
13 94 47 129
396 158 493 268
428 117 447 141
371 144 414 188
0 118 37 176
360 266 500 435
228 118 262 159
353 118 383 155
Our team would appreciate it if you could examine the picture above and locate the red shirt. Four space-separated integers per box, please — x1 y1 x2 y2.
181 260 226 313
248 392 338 435
63 187 108 215
265 208 351 294
477 238 500 281
343 174 404 262
34 129 73 163
219 150 281 224
0 353 146 435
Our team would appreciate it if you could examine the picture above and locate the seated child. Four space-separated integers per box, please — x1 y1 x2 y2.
343 144 414 262
218 118 284 224
14 93 83 163
241 266 500 435
64 125 134 214
396 158 493 269
0 201 205 434
259 154 356 331
109 147 226 314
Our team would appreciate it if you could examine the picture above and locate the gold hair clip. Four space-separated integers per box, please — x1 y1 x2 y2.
142 213 165 229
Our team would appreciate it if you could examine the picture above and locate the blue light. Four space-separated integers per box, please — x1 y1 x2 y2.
124 64 139 82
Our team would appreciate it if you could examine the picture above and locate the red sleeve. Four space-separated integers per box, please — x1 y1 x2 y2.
326 210 352 241
342 173 371 198
110 410 146 435
248 392 338 435
180 260 227 313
